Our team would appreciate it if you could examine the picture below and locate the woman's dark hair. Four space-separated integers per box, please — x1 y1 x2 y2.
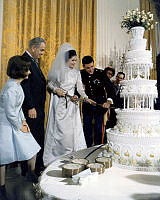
104 67 115 77
82 56 94 66
7 56 31 79
65 50 77 61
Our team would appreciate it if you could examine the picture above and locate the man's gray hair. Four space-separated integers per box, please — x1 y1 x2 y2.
29 37 46 48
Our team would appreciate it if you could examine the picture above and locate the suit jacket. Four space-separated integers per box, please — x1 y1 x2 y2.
157 54 160 98
21 51 46 115
155 54 160 109
103 74 116 100
112 80 123 109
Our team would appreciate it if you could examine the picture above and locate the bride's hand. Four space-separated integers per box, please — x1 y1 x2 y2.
70 95 79 103
55 88 66 97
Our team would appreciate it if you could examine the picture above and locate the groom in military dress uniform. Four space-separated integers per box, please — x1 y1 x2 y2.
81 56 112 147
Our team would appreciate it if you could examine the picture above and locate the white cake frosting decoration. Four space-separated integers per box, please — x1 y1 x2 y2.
107 26 160 171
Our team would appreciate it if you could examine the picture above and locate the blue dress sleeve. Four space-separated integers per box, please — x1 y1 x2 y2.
19 108 26 121
4 87 22 130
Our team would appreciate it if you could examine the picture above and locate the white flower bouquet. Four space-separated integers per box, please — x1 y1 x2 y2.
121 8 156 33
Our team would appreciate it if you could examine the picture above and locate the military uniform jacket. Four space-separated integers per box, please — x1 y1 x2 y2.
80 68 107 114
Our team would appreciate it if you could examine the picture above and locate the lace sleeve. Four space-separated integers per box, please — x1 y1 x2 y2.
76 71 88 98
47 80 60 93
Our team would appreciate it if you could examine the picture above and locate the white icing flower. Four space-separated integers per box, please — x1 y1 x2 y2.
132 10 136 15
141 19 145 23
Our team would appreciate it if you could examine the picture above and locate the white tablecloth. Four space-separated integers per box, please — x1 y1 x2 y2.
39 146 160 200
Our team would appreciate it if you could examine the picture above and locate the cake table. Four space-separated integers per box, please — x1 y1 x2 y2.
39 146 160 200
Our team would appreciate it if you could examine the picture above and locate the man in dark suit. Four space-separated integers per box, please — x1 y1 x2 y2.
103 69 125 137
155 53 160 110
112 72 125 109
21 37 46 176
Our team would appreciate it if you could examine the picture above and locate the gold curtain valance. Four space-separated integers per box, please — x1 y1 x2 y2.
140 0 156 79
0 0 96 122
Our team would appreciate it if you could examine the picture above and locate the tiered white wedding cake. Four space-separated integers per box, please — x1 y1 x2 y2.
107 26 160 170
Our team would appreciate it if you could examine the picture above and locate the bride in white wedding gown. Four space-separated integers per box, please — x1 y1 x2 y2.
43 43 94 166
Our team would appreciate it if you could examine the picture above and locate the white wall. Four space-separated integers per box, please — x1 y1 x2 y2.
96 0 139 72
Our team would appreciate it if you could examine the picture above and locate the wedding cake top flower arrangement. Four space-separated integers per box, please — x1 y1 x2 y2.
121 8 156 33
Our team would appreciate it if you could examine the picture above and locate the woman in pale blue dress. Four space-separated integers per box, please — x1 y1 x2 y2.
43 43 95 166
0 56 41 199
